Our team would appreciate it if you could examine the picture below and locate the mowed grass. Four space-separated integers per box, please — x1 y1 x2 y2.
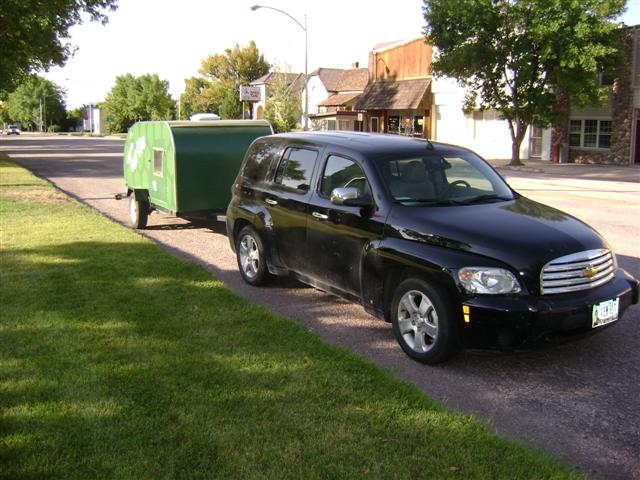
0 156 584 479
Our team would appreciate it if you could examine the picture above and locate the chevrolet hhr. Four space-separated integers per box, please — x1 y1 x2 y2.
226 132 639 364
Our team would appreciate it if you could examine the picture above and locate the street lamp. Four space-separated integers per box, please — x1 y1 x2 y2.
250 4 308 131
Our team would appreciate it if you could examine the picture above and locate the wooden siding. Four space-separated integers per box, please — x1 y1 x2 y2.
368 38 432 81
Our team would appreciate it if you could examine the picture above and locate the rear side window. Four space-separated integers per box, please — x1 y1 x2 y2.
274 147 317 192
241 141 281 182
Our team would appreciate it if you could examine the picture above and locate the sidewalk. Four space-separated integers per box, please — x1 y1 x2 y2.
486 157 640 183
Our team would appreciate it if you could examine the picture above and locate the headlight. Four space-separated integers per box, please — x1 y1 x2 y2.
457 267 521 294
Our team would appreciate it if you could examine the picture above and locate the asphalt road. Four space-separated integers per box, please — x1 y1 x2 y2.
2 134 640 479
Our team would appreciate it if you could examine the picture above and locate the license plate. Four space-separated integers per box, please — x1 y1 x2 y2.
592 298 619 328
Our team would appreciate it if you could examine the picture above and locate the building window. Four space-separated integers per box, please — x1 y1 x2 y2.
598 72 614 86
413 116 424 136
569 119 612 149
387 116 400 134
337 119 353 131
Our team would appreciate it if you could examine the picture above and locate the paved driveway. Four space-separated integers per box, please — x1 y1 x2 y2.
2 134 639 479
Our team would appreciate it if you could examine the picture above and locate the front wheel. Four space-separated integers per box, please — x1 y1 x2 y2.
235 226 272 286
391 278 460 364
129 194 149 229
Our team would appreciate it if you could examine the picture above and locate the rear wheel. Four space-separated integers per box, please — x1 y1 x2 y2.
391 278 459 364
129 194 149 229
236 226 271 285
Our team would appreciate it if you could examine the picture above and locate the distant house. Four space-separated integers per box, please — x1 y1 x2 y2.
352 37 536 159
558 24 639 165
355 38 433 139
307 67 369 131
250 24 638 165
250 71 304 122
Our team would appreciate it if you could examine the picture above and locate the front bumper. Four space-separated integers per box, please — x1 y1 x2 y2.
460 269 639 349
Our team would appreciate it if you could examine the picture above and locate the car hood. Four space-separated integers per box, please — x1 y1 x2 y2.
387 196 608 272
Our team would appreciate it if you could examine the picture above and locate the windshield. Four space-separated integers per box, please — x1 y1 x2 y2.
377 151 514 205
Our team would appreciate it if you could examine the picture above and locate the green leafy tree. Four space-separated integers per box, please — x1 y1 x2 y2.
102 74 175 133
64 107 85 132
220 82 243 119
0 0 118 94
5 75 65 131
198 41 270 119
0 101 10 127
179 77 215 119
423 0 626 165
264 70 302 132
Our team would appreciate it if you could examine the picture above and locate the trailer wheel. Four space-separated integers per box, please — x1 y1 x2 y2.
129 194 149 229
236 226 271 285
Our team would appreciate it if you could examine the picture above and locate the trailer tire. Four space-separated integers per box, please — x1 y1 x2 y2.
129 194 149 229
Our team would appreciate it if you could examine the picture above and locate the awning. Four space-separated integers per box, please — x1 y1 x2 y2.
317 92 362 107
354 78 431 110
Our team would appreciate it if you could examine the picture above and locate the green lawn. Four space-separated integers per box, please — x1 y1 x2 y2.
0 156 584 479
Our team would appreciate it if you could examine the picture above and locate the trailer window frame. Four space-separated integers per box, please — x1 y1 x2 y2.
153 148 165 176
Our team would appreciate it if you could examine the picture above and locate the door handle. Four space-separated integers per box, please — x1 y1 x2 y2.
265 198 278 205
312 211 328 220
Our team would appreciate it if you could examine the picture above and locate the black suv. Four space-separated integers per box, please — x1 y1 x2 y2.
226 132 638 364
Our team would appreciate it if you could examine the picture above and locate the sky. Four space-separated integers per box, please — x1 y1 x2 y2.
43 0 640 110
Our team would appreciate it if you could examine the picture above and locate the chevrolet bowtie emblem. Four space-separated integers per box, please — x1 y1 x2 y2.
583 266 598 278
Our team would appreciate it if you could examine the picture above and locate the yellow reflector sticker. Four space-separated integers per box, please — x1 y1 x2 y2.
462 305 471 323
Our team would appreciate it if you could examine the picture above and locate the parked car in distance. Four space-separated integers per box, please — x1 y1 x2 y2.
226 132 639 364
6 124 21 135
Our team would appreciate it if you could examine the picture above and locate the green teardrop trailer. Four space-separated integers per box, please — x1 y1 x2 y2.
122 120 272 228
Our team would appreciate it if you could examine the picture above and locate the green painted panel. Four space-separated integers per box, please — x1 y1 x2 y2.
123 120 272 213
123 121 176 210
171 121 272 212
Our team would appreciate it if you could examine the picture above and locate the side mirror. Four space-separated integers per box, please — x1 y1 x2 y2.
330 187 372 207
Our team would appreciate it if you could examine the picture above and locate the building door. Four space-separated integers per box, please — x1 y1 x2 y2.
371 117 379 133
529 125 542 158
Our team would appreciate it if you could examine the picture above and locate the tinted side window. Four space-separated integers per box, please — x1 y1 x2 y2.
274 147 317 192
320 155 370 198
241 141 281 182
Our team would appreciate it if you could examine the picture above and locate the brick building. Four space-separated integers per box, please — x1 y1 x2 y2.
562 24 639 165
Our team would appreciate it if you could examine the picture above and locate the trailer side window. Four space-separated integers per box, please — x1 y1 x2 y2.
153 148 164 176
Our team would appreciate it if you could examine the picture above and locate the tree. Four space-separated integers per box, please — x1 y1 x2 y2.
179 77 215 119
64 107 85 132
5 75 66 131
423 0 626 165
102 74 175 133
264 70 302 133
219 83 243 119
198 41 270 119
0 0 119 94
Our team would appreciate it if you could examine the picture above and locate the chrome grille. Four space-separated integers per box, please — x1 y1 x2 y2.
541 249 615 295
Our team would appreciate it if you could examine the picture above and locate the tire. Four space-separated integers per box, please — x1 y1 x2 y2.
235 226 271 286
129 194 149 229
391 278 459 364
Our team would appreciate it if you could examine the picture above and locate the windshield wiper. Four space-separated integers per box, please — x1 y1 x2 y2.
397 194 511 206
454 194 510 205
